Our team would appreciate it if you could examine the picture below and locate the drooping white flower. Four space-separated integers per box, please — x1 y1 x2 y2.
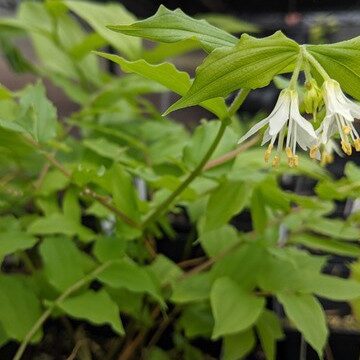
317 79 360 155
238 89 317 167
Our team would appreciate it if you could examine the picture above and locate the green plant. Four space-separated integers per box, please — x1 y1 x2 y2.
0 2 360 360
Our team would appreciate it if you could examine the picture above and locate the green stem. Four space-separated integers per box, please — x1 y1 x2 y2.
302 46 331 80
228 88 250 117
142 120 227 228
289 51 304 89
141 89 250 229
13 261 113 360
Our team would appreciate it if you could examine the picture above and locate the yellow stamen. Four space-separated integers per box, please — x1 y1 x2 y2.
285 147 293 159
309 145 318 159
354 138 360 152
288 155 299 168
342 125 351 135
321 151 334 166
341 140 352 156
327 153 334 163
272 155 280 168
293 155 299 167
264 144 273 163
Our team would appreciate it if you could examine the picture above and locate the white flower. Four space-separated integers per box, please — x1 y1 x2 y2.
318 79 360 155
238 89 317 167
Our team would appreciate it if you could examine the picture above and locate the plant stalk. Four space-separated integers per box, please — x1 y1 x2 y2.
13 262 113 360
141 89 250 229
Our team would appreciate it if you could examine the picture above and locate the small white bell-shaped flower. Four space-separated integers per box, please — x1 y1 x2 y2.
317 79 360 155
238 89 317 167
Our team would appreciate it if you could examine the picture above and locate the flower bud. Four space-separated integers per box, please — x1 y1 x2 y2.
303 79 322 118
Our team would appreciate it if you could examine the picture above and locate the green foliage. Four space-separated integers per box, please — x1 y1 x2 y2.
307 36 360 99
211 277 265 338
57 290 124 335
107 5 237 52
0 3 360 360
166 31 299 113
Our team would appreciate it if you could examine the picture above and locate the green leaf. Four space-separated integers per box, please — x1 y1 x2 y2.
306 37 360 100
83 137 127 161
147 255 183 287
39 236 85 292
106 287 150 323
210 277 265 339
256 310 284 360
0 276 42 342
142 39 200 63
183 121 238 172
0 231 37 262
28 213 94 243
57 290 124 335
204 179 248 232
277 292 328 357
96 164 141 224
97 259 163 304
179 303 213 338
166 31 299 113
199 225 238 257
211 243 265 291
94 52 227 119
107 5 237 52
93 236 125 263
17 81 57 143
305 217 360 240
344 162 360 182
171 273 211 304
302 273 360 301
62 188 81 223
65 0 141 59
37 169 69 196
290 233 360 257
222 329 256 360
250 187 267 234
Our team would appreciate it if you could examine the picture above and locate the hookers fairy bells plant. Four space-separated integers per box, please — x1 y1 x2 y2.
1 2 360 360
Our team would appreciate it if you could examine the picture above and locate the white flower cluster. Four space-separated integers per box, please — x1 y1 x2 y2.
238 79 360 167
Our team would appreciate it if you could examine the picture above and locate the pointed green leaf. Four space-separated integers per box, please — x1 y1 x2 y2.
167 31 299 113
305 217 360 241
57 290 124 335
171 273 211 304
17 81 57 143
307 37 360 100
179 303 213 338
39 236 85 292
0 276 42 342
95 52 227 119
210 277 265 339
290 233 360 257
223 329 256 360
0 231 37 262
97 259 163 303
65 0 141 59
198 225 238 257
107 5 237 52
204 179 248 232
277 292 328 357
93 236 125 263
256 310 284 360
302 273 360 301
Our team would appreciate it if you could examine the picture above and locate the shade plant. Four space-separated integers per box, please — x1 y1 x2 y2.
1 1 360 359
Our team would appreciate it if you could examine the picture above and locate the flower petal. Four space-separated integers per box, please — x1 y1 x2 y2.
237 118 269 144
268 99 290 136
